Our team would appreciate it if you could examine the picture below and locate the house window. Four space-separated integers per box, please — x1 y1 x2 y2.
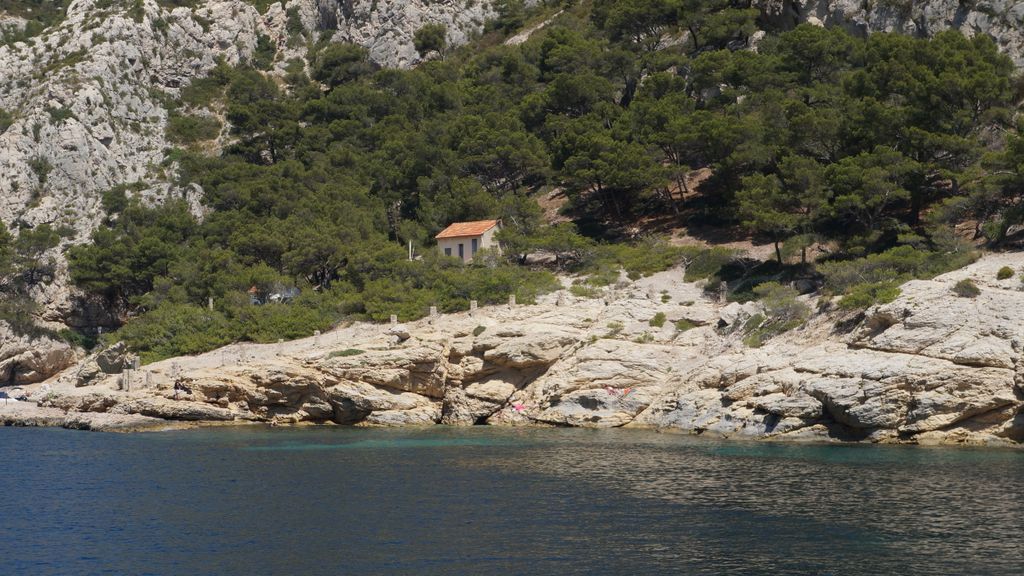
444 247 451 256
471 238 478 254
458 243 464 259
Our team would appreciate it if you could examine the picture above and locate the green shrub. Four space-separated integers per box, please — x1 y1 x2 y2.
576 241 739 286
328 348 364 358
837 281 901 310
740 313 767 347
997 266 1014 280
252 33 277 70
605 321 624 338
674 319 696 332
649 312 666 328
634 332 654 343
58 328 98 351
660 293 671 303
820 246 977 295
684 246 741 281
953 278 980 298
739 283 809 347
755 282 809 329
0 109 13 133
569 283 600 298
166 113 222 143
472 325 486 336
115 303 233 364
46 106 74 123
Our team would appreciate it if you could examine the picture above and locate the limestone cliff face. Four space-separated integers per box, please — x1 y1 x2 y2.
758 0 1024 65
0 0 497 325
7 252 1023 445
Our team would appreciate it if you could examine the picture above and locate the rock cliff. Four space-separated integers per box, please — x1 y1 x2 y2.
0 0 498 324
6 252 1022 445
758 0 1024 65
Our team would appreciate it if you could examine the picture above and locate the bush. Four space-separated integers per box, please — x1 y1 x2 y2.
114 303 233 364
472 325 486 336
605 321 624 338
649 312 666 327
740 283 810 347
166 113 222 144
569 283 600 298
997 266 1014 280
577 240 739 286
684 246 741 281
837 281 901 310
755 282 809 329
820 246 977 295
674 319 696 332
953 278 980 298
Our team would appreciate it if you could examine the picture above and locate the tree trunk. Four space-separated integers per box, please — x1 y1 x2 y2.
774 239 783 264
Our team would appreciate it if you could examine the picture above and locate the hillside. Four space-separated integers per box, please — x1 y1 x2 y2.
4 0 1024 389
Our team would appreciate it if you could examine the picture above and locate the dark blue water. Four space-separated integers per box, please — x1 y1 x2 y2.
1 426 1022 575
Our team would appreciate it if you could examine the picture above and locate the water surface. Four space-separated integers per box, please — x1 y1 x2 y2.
1 426 1021 575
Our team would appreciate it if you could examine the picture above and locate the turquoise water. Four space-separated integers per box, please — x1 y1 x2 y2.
1 426 1021 575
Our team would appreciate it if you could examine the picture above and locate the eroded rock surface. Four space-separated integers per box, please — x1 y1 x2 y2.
7 253 1023 444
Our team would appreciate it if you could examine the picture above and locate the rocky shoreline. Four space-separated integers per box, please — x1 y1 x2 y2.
2 253 1022 446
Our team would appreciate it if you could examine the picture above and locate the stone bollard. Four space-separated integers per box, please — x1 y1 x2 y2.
719 281 728 304
508 294 516 308
314 330 321 346
430 306 438 318
144 371 151 389
556 293 566 307
390 314 398 326
469 300 478 314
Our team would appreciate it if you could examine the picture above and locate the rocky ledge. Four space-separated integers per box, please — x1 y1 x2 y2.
4 253 1024 445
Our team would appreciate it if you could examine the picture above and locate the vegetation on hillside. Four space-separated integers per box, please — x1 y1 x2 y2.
0 1 69 46
8 0 1020 359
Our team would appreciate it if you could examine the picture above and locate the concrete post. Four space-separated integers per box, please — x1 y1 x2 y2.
508 294 516 308
390 314 398 325
719 281 728 304
469 300 477 314
430 306 438 318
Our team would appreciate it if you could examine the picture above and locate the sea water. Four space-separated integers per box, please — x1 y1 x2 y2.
1 426 1021 575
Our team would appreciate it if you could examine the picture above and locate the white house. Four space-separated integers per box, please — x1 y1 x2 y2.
435 220 501 262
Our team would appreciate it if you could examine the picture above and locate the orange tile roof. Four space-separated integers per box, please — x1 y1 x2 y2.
435 219 499 239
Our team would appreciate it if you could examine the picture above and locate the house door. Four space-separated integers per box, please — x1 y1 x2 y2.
458 243 464 259
471 238 478 255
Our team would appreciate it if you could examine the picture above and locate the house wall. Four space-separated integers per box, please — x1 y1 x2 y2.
436 225 501 262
